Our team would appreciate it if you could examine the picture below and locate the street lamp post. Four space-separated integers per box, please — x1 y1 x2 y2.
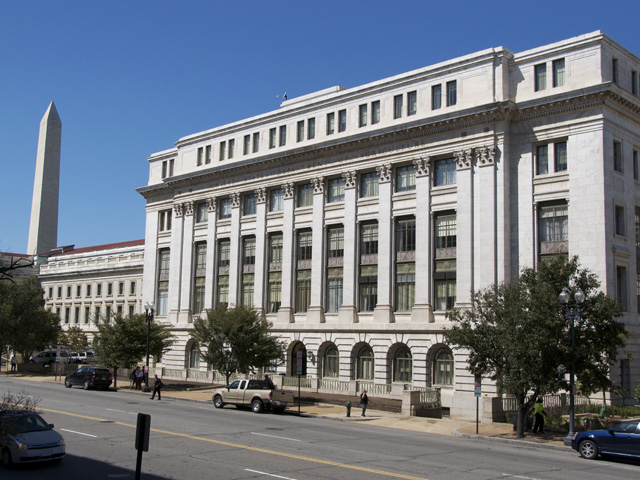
143 302 154 393
559 286 585 446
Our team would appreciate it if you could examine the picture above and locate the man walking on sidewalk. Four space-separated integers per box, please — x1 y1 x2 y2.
150 375 164 400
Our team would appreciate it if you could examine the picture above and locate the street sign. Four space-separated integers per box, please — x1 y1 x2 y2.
296 350 303 375
474 373 481 397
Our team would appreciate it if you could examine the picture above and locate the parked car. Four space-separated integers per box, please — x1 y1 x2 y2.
64 366 112 390
212 379 294 413
68 351 96 364
571 419 640 459
29 350 69 365
0 411 65 468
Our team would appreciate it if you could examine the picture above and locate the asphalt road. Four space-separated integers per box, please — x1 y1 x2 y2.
1 377 639 480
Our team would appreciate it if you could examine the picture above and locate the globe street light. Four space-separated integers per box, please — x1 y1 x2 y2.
559 286 585 446
143 302 154 393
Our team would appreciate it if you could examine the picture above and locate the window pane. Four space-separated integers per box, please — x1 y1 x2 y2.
360 171 379 197
432 84 441 110
371 101 380 124
446 81 457 106
298 183 313 207
535 64 547 91
393 95 403 119
396 165 416 192
536 145 549 175
434 158 456 186
328 178 345 202
555 142 567 171
553 58 565 87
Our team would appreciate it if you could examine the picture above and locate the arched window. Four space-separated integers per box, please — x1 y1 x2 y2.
356 346 374 380
189 342 200 369
323 345 339 378
433 349 454 385
393 347 412 382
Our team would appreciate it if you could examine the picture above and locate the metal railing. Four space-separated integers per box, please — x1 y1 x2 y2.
502 393 590 412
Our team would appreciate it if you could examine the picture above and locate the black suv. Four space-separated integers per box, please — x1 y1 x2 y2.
64 367 112 390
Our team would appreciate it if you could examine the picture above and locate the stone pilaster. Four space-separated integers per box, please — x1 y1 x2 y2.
168 202 184 322
412 157 434 323
178 200 195 323
278 185 295 324
307 176 325 324
204 197 217 310
339 171 358 323
454 149 474 308
373 164 393 323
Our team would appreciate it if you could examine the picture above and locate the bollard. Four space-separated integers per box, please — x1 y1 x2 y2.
346 400 352 417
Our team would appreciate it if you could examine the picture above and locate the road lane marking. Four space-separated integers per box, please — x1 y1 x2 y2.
60 428 97 438
246 469 298 479
251 432 301 442
38 406 431 480
106 408 136 414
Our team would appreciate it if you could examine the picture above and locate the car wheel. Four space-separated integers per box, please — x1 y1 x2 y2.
83 380 90 390
213 395 224 408
252 399 264 413
64 379 72 388
1 448 12 468
579 439 598 459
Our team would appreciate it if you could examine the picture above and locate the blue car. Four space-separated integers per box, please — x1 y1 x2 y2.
571 420 640 460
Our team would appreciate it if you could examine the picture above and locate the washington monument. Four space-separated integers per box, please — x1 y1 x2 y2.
27 102 61 255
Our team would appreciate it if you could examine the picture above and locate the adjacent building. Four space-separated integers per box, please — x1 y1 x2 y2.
136 31 640 418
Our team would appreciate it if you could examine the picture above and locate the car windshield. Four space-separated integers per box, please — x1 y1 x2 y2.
612 421 639 433
2 414 50 433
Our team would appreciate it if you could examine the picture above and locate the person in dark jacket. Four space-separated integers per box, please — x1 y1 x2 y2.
360 390 369 417
150 375 164 400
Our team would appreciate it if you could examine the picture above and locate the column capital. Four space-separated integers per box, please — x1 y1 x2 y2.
414 156 430 177
376 164 392 183
312 176 324 193
184 200 194 216
255 187 266 204
455 149 474 170
231 192 240 208
342 171 357 189
173 202 184 218
476 145 496 167
207 196 216 212
283 181 295 199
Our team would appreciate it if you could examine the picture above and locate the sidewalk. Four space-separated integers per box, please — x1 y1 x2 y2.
4 372 570 451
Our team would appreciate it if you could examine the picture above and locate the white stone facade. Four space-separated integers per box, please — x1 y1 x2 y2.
137 31 640 418
40 240 145 339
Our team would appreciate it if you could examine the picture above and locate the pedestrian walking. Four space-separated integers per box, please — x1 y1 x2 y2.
532 396 547 434
134 366 144 390
360 389 369 417
10 354 17 372
150 375 164 400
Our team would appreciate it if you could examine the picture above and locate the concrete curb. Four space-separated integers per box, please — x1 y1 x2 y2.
453 428 572 451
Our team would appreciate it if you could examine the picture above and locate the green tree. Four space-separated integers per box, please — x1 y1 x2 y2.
92 314 174 388
58 326 89 353
444 256 627 438
0 278 61 363
192 305 285 385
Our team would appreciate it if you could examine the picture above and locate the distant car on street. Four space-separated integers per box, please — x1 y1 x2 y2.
29 350 69 365
0 411 65 468
571 419 640 459
64 366 112 390
68 351 96 364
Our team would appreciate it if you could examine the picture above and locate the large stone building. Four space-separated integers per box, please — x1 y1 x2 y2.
137 31 640 417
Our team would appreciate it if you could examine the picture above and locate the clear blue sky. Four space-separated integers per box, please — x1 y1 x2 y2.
1 0 638 253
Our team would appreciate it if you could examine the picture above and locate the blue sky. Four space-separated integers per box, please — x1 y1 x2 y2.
1 0 638 253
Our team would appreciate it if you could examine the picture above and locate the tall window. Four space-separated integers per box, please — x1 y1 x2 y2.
217 241 230 307
435 215 457 249
297 183 313 207
396 165 416 192
359 222 378 313
269 188 284 212
243 237 256 267
296 230 312 313
269 234 283 264
205 145 211 164
219 141 227 161
328 227 344 258
360 171 379 198
327 227 344 313
536 144 549 175
393 94 403 119
371 100 380 124
307 118 316 139
195 201 208 224
197 146 203 166
396 218 416 312
357 346 374 380
359 104 367 127
189 343 200 369
433 349 454 386
326 112 335 135
297 120 304 142
361 223 379 255
612 58 619 84
241 274 254 307
323 345 339 378
617 265 628 311
243 193 256 216
539 204 568 242
615 205 626 237
267 272 281 313
434 158 456 186
279 125 287 146
535 63 547 91
634 150 639 181
243 135 250 155
555 141 567 172
396 218 416 253
252 132 259 153
446 80 457 106
219 198 232 219
328 178 345 203
407 90 417 116
157 249 170 315
297 230 313 261
614 141 623 173
159 209 172 232
552 58 565 87
338 109 347 132
218 239 231 267
269 128 276 149
432 84 441 110
193 243 206 313
394 347 412 382
228 138 235 158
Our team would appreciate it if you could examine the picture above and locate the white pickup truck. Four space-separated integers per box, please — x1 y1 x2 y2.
212 379 294 413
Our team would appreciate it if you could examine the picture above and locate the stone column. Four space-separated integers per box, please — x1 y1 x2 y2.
253 187 268 316
454 149 474 308
142 207 160 309
178 200 195 323
373 164 393 323
340 171 358 323
228 192 241 306
204 196 217 310
475 146 497 288
307 176 325 324
168 202 184 322
278 186 294 323
412 157 434 323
